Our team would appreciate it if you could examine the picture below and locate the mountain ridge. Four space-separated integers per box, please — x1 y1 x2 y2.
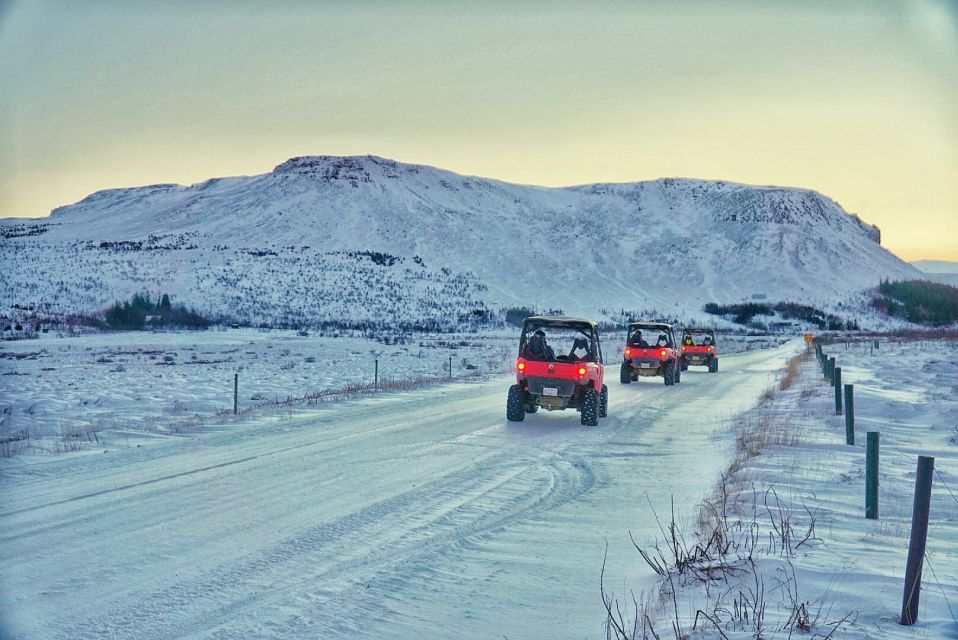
1 155 921 328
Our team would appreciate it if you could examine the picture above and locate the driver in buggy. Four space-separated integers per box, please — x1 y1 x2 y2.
629 329 649 348
525 329 556 361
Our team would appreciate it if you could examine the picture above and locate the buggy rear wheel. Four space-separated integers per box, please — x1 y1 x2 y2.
663 362 675 385
507 384 526 422
619 362 631 384
581 387 599 426
599 384 608 418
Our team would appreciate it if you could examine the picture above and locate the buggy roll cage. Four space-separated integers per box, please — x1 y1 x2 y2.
518 316 604 364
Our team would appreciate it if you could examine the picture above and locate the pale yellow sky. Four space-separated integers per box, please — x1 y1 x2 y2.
1 1 956 260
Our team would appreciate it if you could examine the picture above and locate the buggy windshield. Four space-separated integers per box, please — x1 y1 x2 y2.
520 324 598 363
681 329 715 346
628 326 673 348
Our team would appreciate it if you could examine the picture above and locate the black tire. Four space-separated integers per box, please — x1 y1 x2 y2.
680 357 688 372
507 384 526 422
599 384 608 418
663 362 675 386
709 358 719 374
581 387 599 426
620 362 631 384
674 362 681 384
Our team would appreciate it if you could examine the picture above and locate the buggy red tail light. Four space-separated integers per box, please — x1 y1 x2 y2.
624 347 632 357
516 360 526 371
682 346 686 352
708 347 714 353
660 349 667 357
577 366 587 376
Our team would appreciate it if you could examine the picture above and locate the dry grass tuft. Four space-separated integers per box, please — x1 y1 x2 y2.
779 349 812 392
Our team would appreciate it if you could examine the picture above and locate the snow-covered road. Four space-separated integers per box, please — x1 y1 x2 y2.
0 341 801 639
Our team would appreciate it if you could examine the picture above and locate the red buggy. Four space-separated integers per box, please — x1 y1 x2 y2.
506 316 607 426
619 322 682 386
680 328 719 373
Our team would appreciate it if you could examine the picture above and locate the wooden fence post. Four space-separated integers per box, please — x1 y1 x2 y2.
900 455 935 625
834 366 842 415
844 384 854 445
865 431 878 518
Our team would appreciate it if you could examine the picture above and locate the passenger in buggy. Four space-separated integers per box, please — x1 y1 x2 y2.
567 337 591 362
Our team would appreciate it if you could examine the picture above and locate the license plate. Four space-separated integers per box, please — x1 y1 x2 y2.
641 362 655 368
543 387 558 396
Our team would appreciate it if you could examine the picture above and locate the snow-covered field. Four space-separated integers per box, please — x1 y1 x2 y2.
0 329 514 448
0 329 783 452
1 331 796 639
621 338 958 639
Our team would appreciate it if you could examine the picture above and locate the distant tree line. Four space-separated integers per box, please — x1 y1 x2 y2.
330 250 402 266
504 307 567 327
105 293 211 330
871 279 958 326
505 306 537 327
704 301 859 330
1 223 52 239
704 302 773 325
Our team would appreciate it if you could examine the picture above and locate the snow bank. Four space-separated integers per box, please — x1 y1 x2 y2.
621 338 958 638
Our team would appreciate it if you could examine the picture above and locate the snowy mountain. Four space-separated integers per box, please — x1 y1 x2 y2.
0 155 922 328
911 259 958 286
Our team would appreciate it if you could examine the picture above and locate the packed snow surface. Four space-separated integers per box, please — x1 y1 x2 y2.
0 337 801 639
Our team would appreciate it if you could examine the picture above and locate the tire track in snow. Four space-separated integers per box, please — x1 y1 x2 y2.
0 388 511 543
57 448 595 640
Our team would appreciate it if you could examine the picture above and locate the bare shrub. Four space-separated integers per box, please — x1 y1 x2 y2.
54 424 100 454
605 490 830 639
1 425 31 458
